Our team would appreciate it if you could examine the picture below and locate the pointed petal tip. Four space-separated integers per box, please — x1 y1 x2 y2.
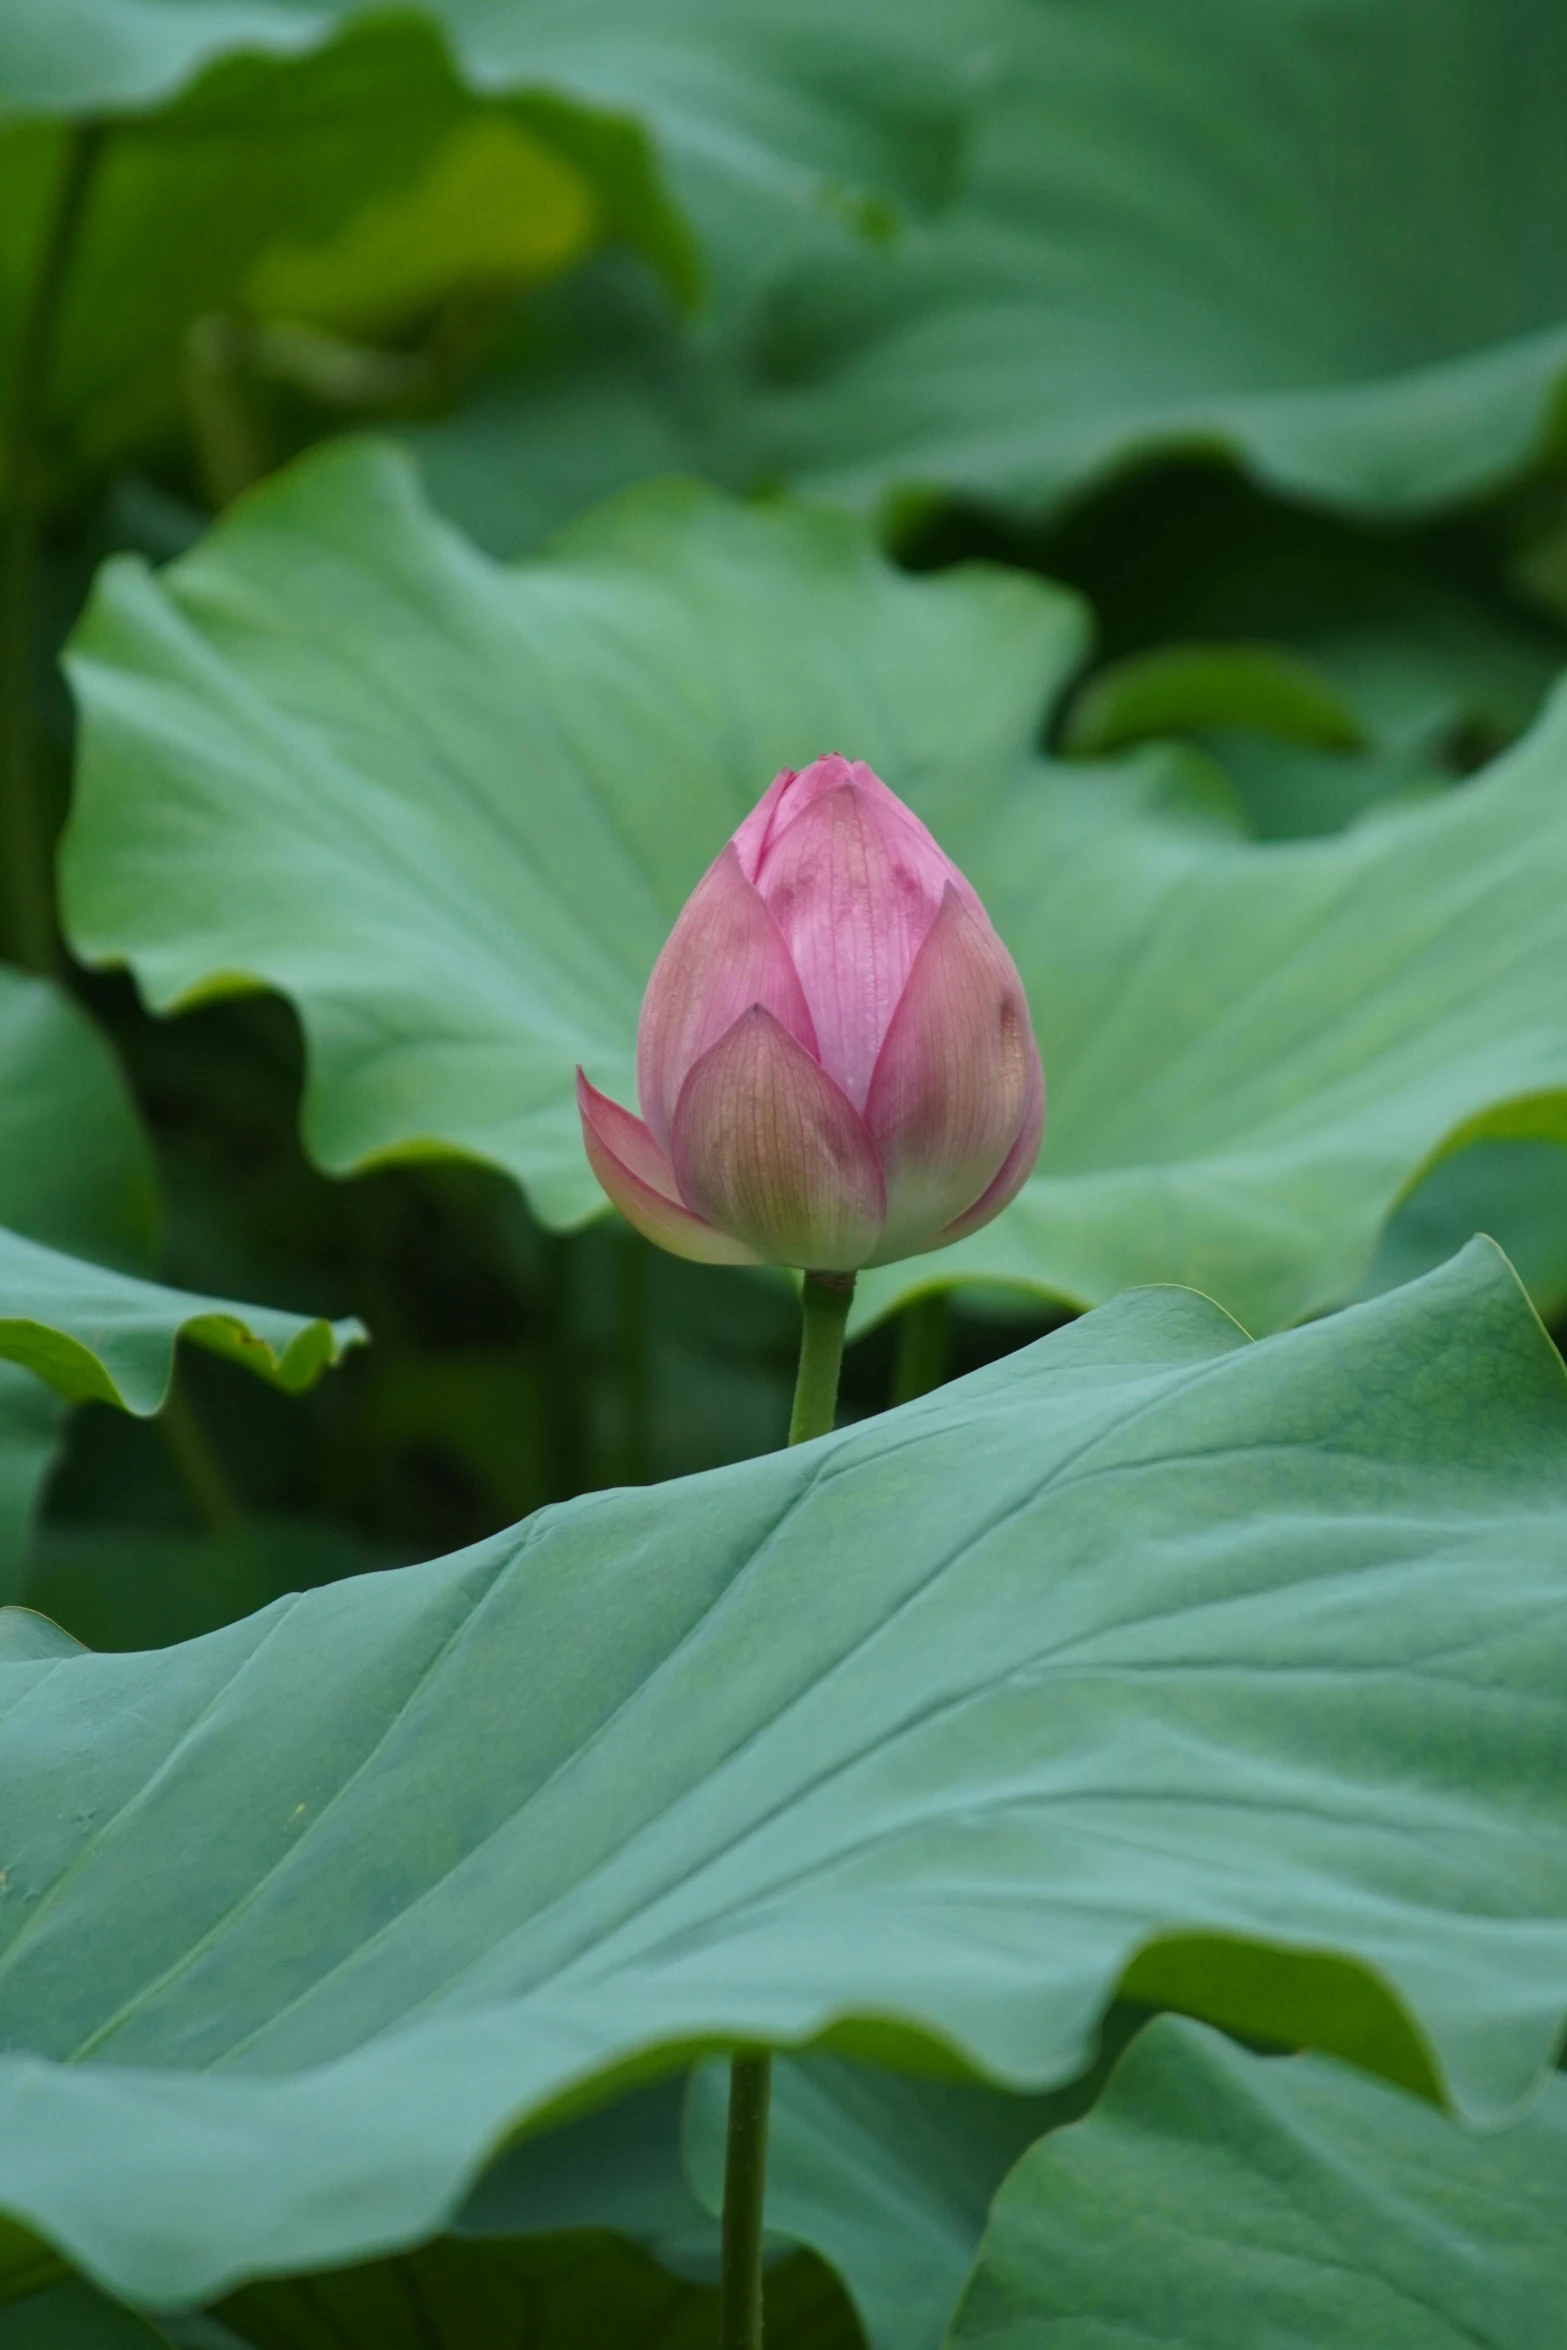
578 1070 762 1267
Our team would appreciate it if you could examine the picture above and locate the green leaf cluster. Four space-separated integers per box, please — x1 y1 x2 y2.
4 2 1567 2340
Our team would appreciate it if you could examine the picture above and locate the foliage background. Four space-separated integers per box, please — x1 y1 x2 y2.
2 3 1567 2343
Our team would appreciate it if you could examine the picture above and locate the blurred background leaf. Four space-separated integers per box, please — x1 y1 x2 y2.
61 446 1567 1337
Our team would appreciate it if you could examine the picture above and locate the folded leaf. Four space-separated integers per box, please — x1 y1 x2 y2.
1 1241 1564 2305
0 1226 365 1416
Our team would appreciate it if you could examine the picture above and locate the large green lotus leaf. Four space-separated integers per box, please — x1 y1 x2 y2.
0 0 975 230
60 446 1073 1234
0 970 155 1271
949 2016 1567 2348
62 447 1567 1334
432 0 1567 528
2 1243 1566 2302
0 1224 364 1415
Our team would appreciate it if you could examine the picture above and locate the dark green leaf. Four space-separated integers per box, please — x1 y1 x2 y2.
1365 1138 1567 1322
0 971 154 1271
220 2236 857 2350
1063 645 1364 758
0 2278 172 2346
0 1372 65 1602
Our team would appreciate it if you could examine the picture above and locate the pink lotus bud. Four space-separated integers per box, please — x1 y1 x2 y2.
577 754 1044 1271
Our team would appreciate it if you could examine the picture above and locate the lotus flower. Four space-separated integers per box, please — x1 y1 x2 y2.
577 754 1044 1271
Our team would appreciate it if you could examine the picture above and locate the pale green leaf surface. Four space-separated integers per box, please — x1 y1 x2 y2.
0 1225 364 1415
0 1245 1565 2304
63 447 1567 1333
949 2016 1567 2349
0 1610 85 1665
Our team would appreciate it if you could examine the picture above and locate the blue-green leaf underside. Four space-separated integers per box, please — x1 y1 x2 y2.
0 1242 1565 2305
949 2015 1567 2349
62 443 1567 1334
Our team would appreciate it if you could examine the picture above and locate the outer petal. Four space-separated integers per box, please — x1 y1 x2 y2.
636 843 816 1156
671 1007 886 1271
748 781 945 1110
864 886 1040 1265
577 1071 761 1267
923 1044 1045 1255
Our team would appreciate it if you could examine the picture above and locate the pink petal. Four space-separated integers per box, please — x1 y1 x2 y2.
731 766 799 883
925 1045 1045 1255
577 1070 762 1267
671 1006 886 1271
864 886 1041 1266
636 843 817 1156
747 780 945 1109
739 755 977 913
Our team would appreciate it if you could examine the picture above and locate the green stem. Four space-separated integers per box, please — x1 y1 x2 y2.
890 1290 951 1407
718 2051 772 2350
1 121 105 975
721 1268 854 2350
787 1268 855 1446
